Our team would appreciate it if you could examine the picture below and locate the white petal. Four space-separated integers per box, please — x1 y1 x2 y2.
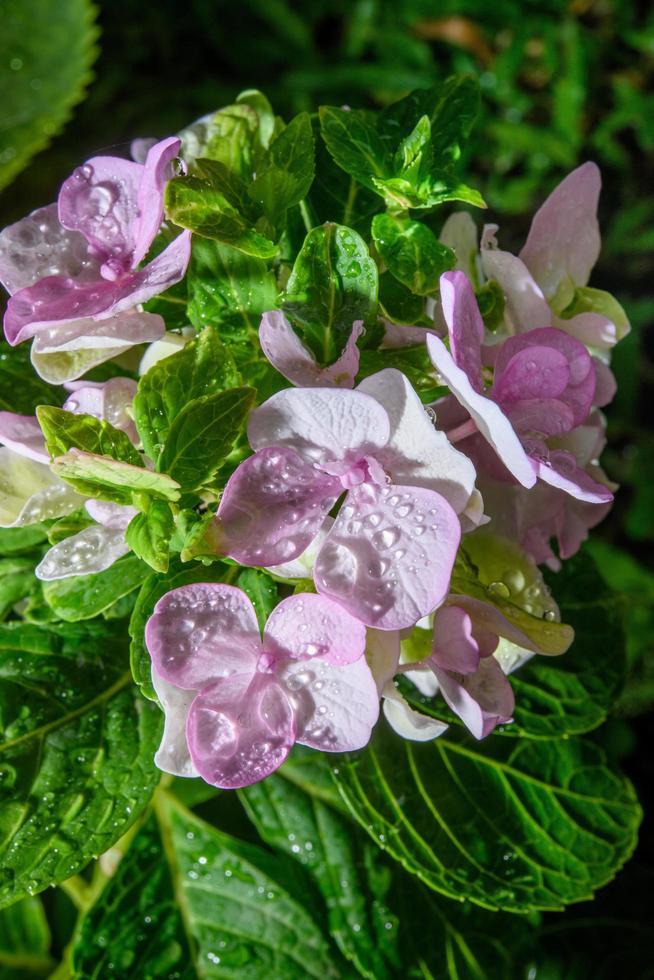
0 412 49 463
382 683 448 741
357 368 477 515
35 525 130 580
264 517 333 579
151 669 198 778
366 628 402 694
493 637 535 675
85 499 137 530
139 328 194 375
439 211 480 282
480 231 552 333
0 447 82 527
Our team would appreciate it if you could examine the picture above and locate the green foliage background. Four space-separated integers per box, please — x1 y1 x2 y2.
0 1 653 976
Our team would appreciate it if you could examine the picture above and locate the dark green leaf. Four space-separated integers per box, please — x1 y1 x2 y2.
0 526 47 558
235 568 279 632
371 214 455 295
332 723 641 912
283 223 378 365
0 895 52 978
42 554 150 622
318 107 391 194
125 501 175 574
0 558 38 621
248 112 315 226
133 326 241 463
0 620 161 907
0 348 60 415
157 387 255 491
36 407 142 466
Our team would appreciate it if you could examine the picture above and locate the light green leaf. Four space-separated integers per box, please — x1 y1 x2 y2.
283 222 378 365
559 285 630 340
73 793 343 978
36 407 142 466
130 560 234 701
371 214 455 295
157 387 254 491
133 326 241 463
0 0 98 191
235 568 279 632
0 620 161 907
125 501 174 574
42 554 150 622
0 895 52 979
0 526 47 558
372 171 485 211
51 450 181 506
318 107 391 194
249 111 315 227
333 723 641 911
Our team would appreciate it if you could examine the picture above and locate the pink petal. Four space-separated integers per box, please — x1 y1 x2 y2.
439 271 484 390
0 204 99 295
431 605 480 673
492 346 570 405
64 377 138 441
85 499 136 530
58 155 142 264
259 311 363 388
5 276 124 345
535 451 613 503
132 137 182 266
0 412 49 462
248 386 390 468
592 358 616 407
381 321 437 350
433 657 515 739
314 482 461 630
279 655 379 752
553 311 617 349
151 668 198 778
187 673 296 788
447 594 564 656
520 162 601 306
217 447 340 566
504 398 574 438
264 593 366 666
145 583 261 689
358 368 477 516
103 230 192 318
480 227 552 332
426 334 537 488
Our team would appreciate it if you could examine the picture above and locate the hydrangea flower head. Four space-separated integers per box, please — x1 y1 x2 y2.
145 585 379 788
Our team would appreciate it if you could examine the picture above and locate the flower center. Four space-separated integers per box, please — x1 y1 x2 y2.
320 454 389 490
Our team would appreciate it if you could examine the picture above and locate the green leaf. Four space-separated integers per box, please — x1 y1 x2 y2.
36 407 142 466
164 162 277 258
133 326 241 464
125 501 175 574
42 554 150 622
130 560 234 700
0 526 47 558
73 794 343 978
310 119 382 234
0 895 52 979
51 450 181 506
240 762 400 979
0 348 60 415
559 285 630 340
283 222 378 365
332 724 641 912
371 214 455 295
377 272 426 325
372 171 485 212
0 0 98 191
157 387 254 491
235 568 279 632
0 558 39 621
248 112 315 227
0 620 162 907
318 107 391 194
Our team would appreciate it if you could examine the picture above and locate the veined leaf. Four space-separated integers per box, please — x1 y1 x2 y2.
0 895 52 978
248 111 315 227
36 407 142 466
125 501 174 574
133 326 241 464
51 450 181 506
332 723 641 912
318 107 391 194
371 214 455 295
42 554 150 622
0 620 161 907
0 348 60 415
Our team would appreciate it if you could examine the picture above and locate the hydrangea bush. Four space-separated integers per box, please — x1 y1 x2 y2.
0 79 641 975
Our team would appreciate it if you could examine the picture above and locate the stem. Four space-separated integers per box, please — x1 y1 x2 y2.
446 418 478 444
59 875 90 910
299 199 314 234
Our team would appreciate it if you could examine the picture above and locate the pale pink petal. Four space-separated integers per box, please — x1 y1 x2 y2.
264 517 333 580
382 685 449 741
151 668 198 778
0 204 99 295
405 666 439 698
480 228 552 333
433 657 515 739
259 311 362 388
503 398 574 439
426 334 537 488
493 346 570 405
58 155 142 263
264 593 366 666
520 162 601 306
145 583 261 689
439 211 479 280
592 358 616 407
187 673 295 788
5 276 123 345
217 447 340 566
314 482 460 630
0 412 49 462
280 655 379 752
64 377 138 441
104 230 192 318
35 525 130 580
248 386 390 468
132 137 182 265
555 410 606 466
366 628 401 695
553 311 617 349
381 321 436 349
85 499 136 530
535 452 613 504
358 368 477 516
131 138 158 165
439 271 484 390
431 605 480 673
